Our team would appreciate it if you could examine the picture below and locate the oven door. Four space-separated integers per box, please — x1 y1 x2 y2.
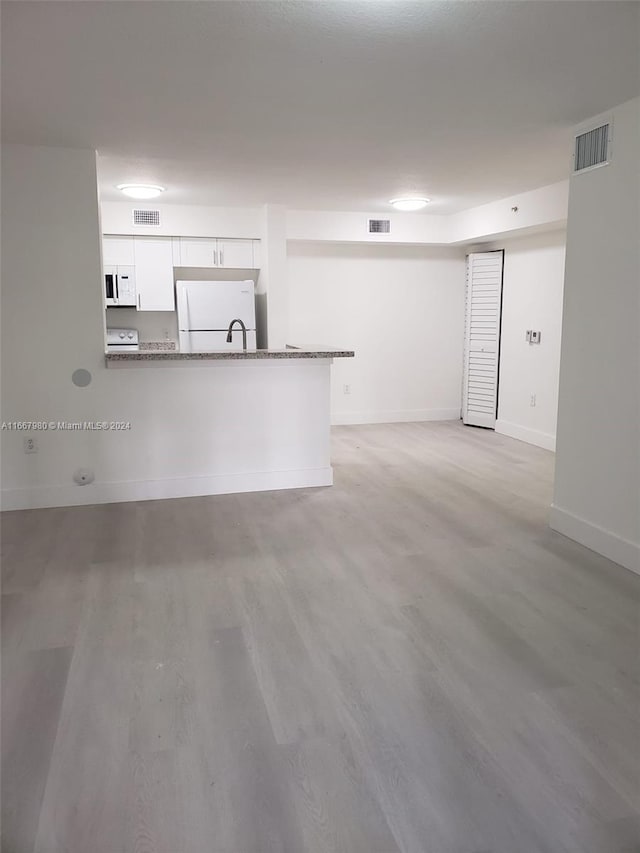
104 265 118 306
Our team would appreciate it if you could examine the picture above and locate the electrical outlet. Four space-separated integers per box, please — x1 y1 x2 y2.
530 394 537 407
343 384 351 395
24 436 37 454
526 330 532 342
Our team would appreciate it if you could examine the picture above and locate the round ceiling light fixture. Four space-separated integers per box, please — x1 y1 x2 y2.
117 184 166 200
389 197 431 211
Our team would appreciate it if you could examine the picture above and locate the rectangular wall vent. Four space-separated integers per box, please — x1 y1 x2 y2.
132 208 161 226
368 218 391 234
574 123 611 173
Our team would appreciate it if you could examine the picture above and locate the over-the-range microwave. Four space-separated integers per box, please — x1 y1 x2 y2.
104 264 136 307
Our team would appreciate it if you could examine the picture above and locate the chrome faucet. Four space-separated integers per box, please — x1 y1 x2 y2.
226 318 248 350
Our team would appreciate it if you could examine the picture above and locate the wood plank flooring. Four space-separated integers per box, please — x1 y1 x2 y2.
2 421 639 853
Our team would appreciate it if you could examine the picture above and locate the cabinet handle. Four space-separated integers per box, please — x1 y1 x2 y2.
137 294 141 310
213 249 218 266
219 248 224 266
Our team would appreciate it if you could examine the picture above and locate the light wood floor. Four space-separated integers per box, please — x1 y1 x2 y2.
2 421 639 853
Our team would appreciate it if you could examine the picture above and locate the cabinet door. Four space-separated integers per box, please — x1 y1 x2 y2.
102 235 135 266
179 238 218 267
134 237 175 311
217 239 255 268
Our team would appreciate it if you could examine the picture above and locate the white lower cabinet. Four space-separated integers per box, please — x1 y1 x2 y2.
134 237 175 311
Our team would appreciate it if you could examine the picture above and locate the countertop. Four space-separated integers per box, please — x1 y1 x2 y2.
105 345 354 362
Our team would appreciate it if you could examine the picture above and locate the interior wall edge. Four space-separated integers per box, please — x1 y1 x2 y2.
331 409 461 426
549 504 640 575
0 466 334 512
495 419 556 451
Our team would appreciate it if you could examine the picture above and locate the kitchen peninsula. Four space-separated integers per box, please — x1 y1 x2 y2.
99 345 354 504
105 346 354 363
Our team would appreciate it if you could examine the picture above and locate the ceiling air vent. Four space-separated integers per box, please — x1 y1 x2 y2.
368 218 391 234
132 208 161 226
574 123 611 173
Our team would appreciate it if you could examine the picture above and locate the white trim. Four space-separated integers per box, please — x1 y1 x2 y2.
332 408 460 426
1 467 333 511
495 419 556 451
549 504 640 576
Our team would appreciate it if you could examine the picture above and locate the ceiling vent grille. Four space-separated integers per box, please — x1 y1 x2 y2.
574 123 611 173
368 218 391 234
132 208 161 226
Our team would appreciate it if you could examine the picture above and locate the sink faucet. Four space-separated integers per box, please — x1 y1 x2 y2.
226 318 248 350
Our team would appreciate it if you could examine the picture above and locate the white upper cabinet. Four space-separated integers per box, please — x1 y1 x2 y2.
177 237 257 269
216 239 255 269
102 235 135 266
179 238 218 268
102 233 260 313
133 237 175 311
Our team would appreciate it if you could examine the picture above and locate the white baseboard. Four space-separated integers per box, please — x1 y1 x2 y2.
332 408 461 426
549 504 640 575
495 419 556 451
1 467 333 511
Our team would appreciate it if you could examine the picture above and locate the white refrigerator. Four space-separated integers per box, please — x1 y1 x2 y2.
176 280 257 352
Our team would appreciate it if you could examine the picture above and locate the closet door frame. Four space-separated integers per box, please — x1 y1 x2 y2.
462 249 505 428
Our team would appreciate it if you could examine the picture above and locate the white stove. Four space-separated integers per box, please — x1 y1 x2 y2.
106 327 139 352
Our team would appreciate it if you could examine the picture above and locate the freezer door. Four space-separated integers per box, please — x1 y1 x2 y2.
178 329 257 353
176 280 256 331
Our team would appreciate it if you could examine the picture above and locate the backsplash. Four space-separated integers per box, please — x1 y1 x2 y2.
105 307 178 342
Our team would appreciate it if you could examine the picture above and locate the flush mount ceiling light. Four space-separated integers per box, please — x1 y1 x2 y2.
117 184 166 200
389 197 431 211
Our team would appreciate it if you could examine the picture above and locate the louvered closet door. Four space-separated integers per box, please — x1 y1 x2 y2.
462 250 504 428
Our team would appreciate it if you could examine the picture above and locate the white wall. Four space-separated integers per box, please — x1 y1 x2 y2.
105 308 178 343
260 205 288 349
100 201 261 238
286 180 568 246
552 97 640 573
1 145 107 499
490 231 566 450
449 181 569 245
1 145 333 509
287 209 449 244
287 241 466 424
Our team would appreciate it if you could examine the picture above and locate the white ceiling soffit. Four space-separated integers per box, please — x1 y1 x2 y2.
2 1 639 212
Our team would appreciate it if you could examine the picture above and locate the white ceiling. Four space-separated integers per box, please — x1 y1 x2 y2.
2 1 639 213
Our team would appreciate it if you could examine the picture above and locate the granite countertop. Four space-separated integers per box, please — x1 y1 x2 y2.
105 345 354 362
